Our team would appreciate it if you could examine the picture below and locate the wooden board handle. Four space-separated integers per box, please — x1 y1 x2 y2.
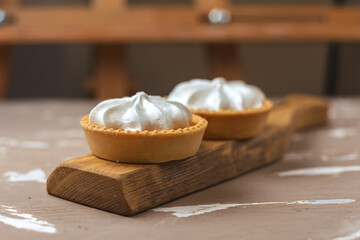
268 94 328 132
47 94 328 216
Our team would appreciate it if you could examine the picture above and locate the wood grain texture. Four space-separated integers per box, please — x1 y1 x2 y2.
0 6 360 43
93 44 132 99
47 94 328 216
207 43 245 80
92 0 127 10
0 45 12 98
194 0 230 11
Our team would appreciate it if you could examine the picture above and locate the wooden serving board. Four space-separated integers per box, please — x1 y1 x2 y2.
47 94 328 216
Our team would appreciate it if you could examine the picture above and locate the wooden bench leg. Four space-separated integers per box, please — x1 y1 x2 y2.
0 45 12 99
206 43 245 81
91 44 133 99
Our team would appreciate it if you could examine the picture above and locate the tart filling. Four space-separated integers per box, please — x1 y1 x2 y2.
168 77 265 111
89 91 192 131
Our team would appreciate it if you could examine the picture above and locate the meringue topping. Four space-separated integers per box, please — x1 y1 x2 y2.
89 92 192 131
168 77 265 111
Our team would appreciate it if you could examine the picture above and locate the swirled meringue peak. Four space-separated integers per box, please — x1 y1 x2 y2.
168 77 265 111
89 92 192 131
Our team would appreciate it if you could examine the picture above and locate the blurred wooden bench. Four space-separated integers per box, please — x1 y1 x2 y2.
1 0 360 99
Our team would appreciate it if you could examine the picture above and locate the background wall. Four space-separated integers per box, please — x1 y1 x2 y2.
6 0 360 98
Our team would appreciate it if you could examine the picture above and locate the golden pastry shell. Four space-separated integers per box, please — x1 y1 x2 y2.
190 99 273 139
80 114 207 163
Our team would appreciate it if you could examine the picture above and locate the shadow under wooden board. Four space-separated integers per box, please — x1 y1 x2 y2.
47 94 328 216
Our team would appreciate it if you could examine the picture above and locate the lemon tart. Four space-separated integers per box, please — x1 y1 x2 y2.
81 92 207 163
168 78 272 139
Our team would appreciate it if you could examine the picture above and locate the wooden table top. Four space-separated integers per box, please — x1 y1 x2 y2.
0 98 360 240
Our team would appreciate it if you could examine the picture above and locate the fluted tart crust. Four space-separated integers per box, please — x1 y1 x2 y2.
80 114 207 163
191 99 273 140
